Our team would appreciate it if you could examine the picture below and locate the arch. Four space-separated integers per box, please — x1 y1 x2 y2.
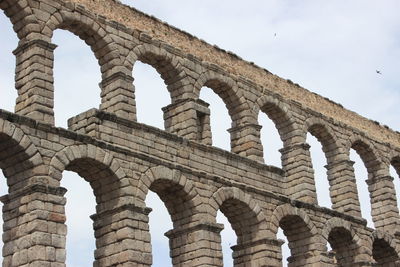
44 10 122 77
256 95 299 146
390 153 400 177
347 135 384 179
322 217 365 266
126 43 189 99
194 71 253 127
137 165 202 228
270 204 322 265
0 118 44 188
371 230 400 265
270 204 318 237
305 117 342 165
49 144 127 203
209 187 268 244
0 0 37 39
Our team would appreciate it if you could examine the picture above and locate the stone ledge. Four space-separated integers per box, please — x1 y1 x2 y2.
164 222 224 239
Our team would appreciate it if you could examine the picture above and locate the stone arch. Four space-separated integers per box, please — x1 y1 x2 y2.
256 94 299 147
347 135 384 179
49 144 127 204
44 9 122 77
305 117 342 165
390 152 400 177
322 217 366 266
137 165 202 228
0 0 37 39
371 230 400 265
209 187 268 244
194 70 253 127
0 118 44 189
270 204 321 266
125 43 190 100
270 204 318 237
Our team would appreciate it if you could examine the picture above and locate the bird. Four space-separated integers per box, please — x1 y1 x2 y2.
376 70 382 75
274 33 277 37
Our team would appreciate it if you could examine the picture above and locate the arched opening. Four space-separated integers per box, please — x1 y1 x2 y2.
133 61 170 129
216 210 236 266
258 112 282 167
350 144 374 227
390 157 400 211
327 227 359 266
60 170 96 266
145 191 172 267
199 87 231 150
307 132 332 208
279 215 314 267
217 198 262 266
140 175 200 266
55 155 123 266
372 237 399 266
277 228 290 267
258 100 295 168
53 30 101 128
0 11 18 112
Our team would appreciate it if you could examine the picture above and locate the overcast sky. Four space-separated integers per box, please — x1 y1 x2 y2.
1 0 400 266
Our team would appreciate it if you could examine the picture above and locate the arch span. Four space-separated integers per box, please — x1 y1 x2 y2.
347 135 384 179
195 71 253 127
209 187 268 244
126 43 190 99
137 165 202 227
322 217 366 266
371 230 400 265
49 144 127 204
0 118 44 188
257 95 299 146
45 9 122 77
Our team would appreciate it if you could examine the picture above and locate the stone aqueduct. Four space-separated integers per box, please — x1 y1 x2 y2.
0 0 400 266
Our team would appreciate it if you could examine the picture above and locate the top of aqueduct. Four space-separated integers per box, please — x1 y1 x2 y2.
69 0 399 147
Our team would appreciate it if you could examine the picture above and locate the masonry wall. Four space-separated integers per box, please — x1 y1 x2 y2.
0 0 400 266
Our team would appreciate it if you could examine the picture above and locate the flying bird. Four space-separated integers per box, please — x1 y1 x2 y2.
376 70 382 75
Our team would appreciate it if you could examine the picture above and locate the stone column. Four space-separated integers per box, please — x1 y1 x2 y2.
280 142 316 204
231 238 284 267
228 124 264 163
1 184 67 266
163 98 212 145
164 222 224 267
91 204 152 267
13 39 57 125
367 176 400 234
99 71 136 121
325 159 362 217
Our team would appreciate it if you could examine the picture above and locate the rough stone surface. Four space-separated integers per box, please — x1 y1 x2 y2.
1 0 400 266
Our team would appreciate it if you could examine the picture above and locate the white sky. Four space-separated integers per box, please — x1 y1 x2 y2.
1 0 400 266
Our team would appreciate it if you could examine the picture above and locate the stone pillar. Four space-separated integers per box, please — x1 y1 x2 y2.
228 124 264 163
13 39 57 125
325 159 362 217
1 184 67 266
164 222 224 267
91 204 152 267
163 98 212 145
367 176 400 234
231 238 284 267
280 142 316 204
99 71 136 121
